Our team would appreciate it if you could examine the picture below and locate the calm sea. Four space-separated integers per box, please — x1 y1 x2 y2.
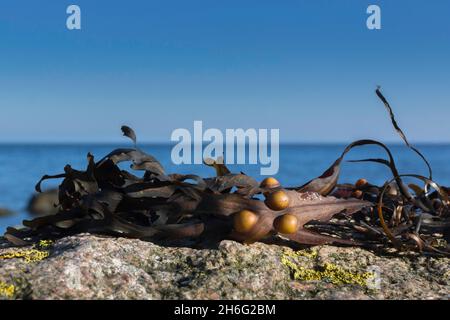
1 143 450 233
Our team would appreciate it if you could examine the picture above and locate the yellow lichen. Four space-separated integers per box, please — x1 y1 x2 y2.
37 239 54 249
0 281 15 298
444 270 450 280
289 249 318 259
0 239 53 264
281 249 374 287
0 248 49 263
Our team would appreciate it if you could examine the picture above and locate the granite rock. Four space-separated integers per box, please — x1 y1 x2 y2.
0 234 448 300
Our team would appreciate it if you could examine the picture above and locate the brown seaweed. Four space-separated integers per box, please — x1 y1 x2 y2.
3 89 449 256
376 87 433 179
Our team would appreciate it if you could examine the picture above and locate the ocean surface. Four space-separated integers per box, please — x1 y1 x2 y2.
1 143 450 233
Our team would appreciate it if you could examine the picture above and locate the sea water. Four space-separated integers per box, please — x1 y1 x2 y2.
1 143 450 233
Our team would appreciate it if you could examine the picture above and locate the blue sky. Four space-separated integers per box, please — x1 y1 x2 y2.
0 0 449 143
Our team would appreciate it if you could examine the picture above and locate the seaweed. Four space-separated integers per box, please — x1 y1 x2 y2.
3 88 449 256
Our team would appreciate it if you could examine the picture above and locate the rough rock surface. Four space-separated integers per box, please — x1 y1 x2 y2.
0 234 448 300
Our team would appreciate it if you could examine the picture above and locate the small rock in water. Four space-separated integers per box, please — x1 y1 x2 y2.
27 189 59 216
0 208 15 217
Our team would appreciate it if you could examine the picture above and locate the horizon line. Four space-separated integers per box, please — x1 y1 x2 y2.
1 140 450 146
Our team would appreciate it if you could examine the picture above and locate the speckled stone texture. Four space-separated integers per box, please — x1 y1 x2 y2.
0 234 448 300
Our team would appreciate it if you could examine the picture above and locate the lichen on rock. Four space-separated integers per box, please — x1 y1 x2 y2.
0 239 52 263
0 248 49 263
0 234 448 300
281 249 375 287
0 281 15 299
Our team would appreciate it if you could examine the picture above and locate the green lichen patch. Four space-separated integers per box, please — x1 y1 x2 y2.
281 249 375 287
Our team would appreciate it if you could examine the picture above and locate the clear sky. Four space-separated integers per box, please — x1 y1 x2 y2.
0 0 449 143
